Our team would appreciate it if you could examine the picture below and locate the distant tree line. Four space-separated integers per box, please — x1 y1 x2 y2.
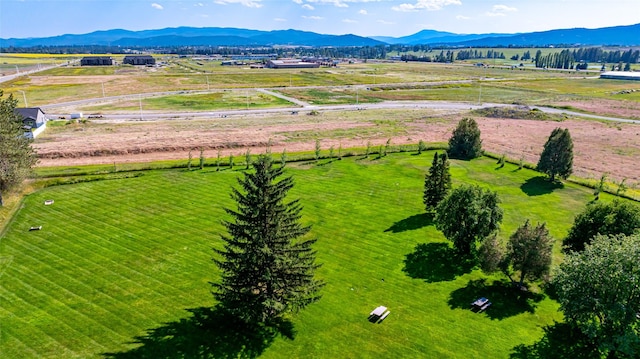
533 48 639 70
455 49 506 61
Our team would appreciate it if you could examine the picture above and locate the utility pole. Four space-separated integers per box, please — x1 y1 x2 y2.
17 90 27 107
139 94 143 121
101 83 106 97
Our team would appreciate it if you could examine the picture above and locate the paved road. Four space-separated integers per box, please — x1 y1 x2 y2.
80 100 640 125
0 61 77 84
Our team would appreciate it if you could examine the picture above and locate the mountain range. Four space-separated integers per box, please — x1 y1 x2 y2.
2 23 639 48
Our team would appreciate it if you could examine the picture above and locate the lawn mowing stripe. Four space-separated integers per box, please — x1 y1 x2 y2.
3 262 146 337
0 273 115 353
0 331 43 359
0 310 76 359
9 215 179 295
4 239 178 334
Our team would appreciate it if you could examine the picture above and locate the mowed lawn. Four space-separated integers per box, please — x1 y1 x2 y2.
1 152 603 358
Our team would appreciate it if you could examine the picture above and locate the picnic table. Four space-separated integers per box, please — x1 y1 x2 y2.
370 306 387 317
471 297 492 312
369 306 391 323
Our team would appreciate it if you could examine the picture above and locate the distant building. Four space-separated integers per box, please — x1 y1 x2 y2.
123 55 156 66
266 59 320 69
14 107 48 139
600 71 640 81
80 56 113 66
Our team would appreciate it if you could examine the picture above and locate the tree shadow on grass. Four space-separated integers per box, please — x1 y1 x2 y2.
520 176 564 196
509 322 601 359
448 279 545 320
402 242 475 283
102 306 294 359
384 213 434 233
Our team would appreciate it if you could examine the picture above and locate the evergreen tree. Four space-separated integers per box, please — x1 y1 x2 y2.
213 155 324 323
447 118 483 160
0 91 38 206
423 152 452 212
537 128 573 182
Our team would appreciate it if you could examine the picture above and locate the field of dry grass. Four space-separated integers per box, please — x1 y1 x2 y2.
34 107 640 187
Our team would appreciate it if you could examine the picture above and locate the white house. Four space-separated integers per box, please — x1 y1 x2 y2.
14 107 48 139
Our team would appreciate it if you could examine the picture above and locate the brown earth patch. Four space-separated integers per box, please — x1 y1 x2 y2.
34 108 640 186
551 98 640 119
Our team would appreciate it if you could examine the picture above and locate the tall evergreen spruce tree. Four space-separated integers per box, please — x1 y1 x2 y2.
537 128 573 182
0 91 37 206
423 152 452 212
213 155 323 324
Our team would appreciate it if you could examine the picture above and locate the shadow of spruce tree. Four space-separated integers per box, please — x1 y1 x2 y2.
402 242 475 282
520 176 564 197
509 322 601 359
385 213 434 233
102 306 294 359
448 279 545 320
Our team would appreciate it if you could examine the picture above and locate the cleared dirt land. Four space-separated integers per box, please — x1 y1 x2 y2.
34 107 640 185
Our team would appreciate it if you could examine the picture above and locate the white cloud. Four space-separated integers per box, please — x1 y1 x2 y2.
292 0 303 3
151 3 164 10
358 9 367 15
274 17 287 22
302 4 315 9
392 0 461 12
195 2 205 6
301 0 348 8
486 4 517 16
302 15 324 20
343 18 358 23
214 0 263 8
377 19 394 25
456 15 470 20
492 5 517 13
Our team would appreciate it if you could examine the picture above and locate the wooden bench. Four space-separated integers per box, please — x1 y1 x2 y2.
379 311 391 322
478 302 492 312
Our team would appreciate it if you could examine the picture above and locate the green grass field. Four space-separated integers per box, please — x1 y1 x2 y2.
2 151 621 358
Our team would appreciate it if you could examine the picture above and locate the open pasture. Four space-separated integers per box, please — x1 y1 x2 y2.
4 59 594 108
81 90 293 112
2 152 615 358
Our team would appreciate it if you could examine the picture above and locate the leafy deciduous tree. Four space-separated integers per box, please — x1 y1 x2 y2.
423 152 452 212
564 200 640 252
537 128 573 182
0 91 37 206
553 234 640 357
213 155 324 324
435 185 503 256
502 220 553 288
447 118 483 160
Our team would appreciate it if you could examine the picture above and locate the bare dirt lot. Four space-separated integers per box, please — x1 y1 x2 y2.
34 107 640 187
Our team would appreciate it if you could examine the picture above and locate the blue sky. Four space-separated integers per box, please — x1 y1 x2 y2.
2 0 639 39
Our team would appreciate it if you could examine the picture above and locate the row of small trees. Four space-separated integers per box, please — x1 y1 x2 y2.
423 117 640 357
